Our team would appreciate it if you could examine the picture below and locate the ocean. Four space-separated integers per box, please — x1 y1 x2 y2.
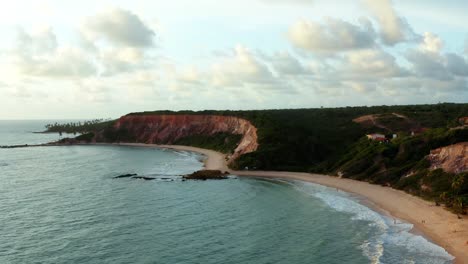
0 120 454 264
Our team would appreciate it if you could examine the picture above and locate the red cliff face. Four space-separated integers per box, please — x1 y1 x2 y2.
113 115 258 162
427 142 468 174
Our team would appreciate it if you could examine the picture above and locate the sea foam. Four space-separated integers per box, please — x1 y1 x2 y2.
289 181 455 264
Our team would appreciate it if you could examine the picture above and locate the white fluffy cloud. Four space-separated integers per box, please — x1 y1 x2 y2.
421 32 443 53
211 45 276 87
363 0 419 45
167 46 301 94
288 17 376 53
405 51 449 80
340 49 407 78
18 47 96 78
15 27 57 55
81 8 156 48
8 8 159 79
405 33 464 81
80 8 158 76
176 67 203 85
99 47 146 76
1 1 467 118
268 52 307 76
11 28 96 78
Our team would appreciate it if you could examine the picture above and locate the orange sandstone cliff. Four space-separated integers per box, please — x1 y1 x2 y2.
427 142 468 174
106 115 258 163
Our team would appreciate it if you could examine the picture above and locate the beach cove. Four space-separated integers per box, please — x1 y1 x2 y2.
116 143 467 263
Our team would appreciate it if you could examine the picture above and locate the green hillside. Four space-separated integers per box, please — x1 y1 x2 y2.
50 103 468 213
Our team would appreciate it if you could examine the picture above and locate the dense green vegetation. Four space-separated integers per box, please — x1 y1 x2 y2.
128 103 468 172
324 128 468 213
127 103 468 214
101 128 136 143
55 103 468 213
44 119 114 134
174 133 242 153
75 132 95 142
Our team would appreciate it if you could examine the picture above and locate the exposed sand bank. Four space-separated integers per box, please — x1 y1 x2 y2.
114 143 229 171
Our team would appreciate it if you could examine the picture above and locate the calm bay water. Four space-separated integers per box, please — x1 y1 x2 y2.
0 121 454 263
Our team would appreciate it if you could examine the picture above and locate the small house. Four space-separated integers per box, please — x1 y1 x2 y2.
366 133 386 141
459 117 468 126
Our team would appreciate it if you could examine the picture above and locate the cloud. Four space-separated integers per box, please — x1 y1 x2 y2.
404 33 468 81
405 49 450 81
15 27 57 55
167 45 295 93
381 76 467 93
347 81 377 93
176 67 203 85
420 32 443 53
99 47 145 75
288 17 376 53
11 28 96 78
81 8 155 48
75 78 113 102
211 45 276 87
446 53 468 77
5 85 48 99
268 52 307 76
465 37 468 55
341 48 407 78
363 0 419 45
8 8 158 79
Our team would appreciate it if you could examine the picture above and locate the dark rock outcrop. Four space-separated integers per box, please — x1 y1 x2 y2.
183 170 229 180
0 144 31 149
132 176 156 180
114 173 138 179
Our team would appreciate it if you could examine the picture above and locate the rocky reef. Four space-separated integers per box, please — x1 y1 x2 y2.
113 173 138 179
113 173 157 180
183 170 229 180
428 142 467 174
97 115 258 163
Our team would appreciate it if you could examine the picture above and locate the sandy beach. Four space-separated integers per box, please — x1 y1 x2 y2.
111 143 468 262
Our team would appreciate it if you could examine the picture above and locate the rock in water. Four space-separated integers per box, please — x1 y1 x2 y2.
114 173 138 179
131 176 156 180
183 170 229 180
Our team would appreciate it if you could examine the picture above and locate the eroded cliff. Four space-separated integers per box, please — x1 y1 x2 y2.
428 142 468 174
102 115 258 163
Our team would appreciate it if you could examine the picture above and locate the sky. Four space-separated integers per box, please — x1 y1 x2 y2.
0 0 467 119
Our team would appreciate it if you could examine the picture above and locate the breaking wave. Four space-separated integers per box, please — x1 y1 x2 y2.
290 181 455 264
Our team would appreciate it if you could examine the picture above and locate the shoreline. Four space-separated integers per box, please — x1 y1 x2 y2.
114 143 466 263
7 142 467 262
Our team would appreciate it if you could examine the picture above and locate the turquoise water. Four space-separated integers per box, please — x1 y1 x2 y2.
0 121 454 263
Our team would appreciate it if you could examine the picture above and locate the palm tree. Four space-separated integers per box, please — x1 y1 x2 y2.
451 175 466 214
452 175 465 194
